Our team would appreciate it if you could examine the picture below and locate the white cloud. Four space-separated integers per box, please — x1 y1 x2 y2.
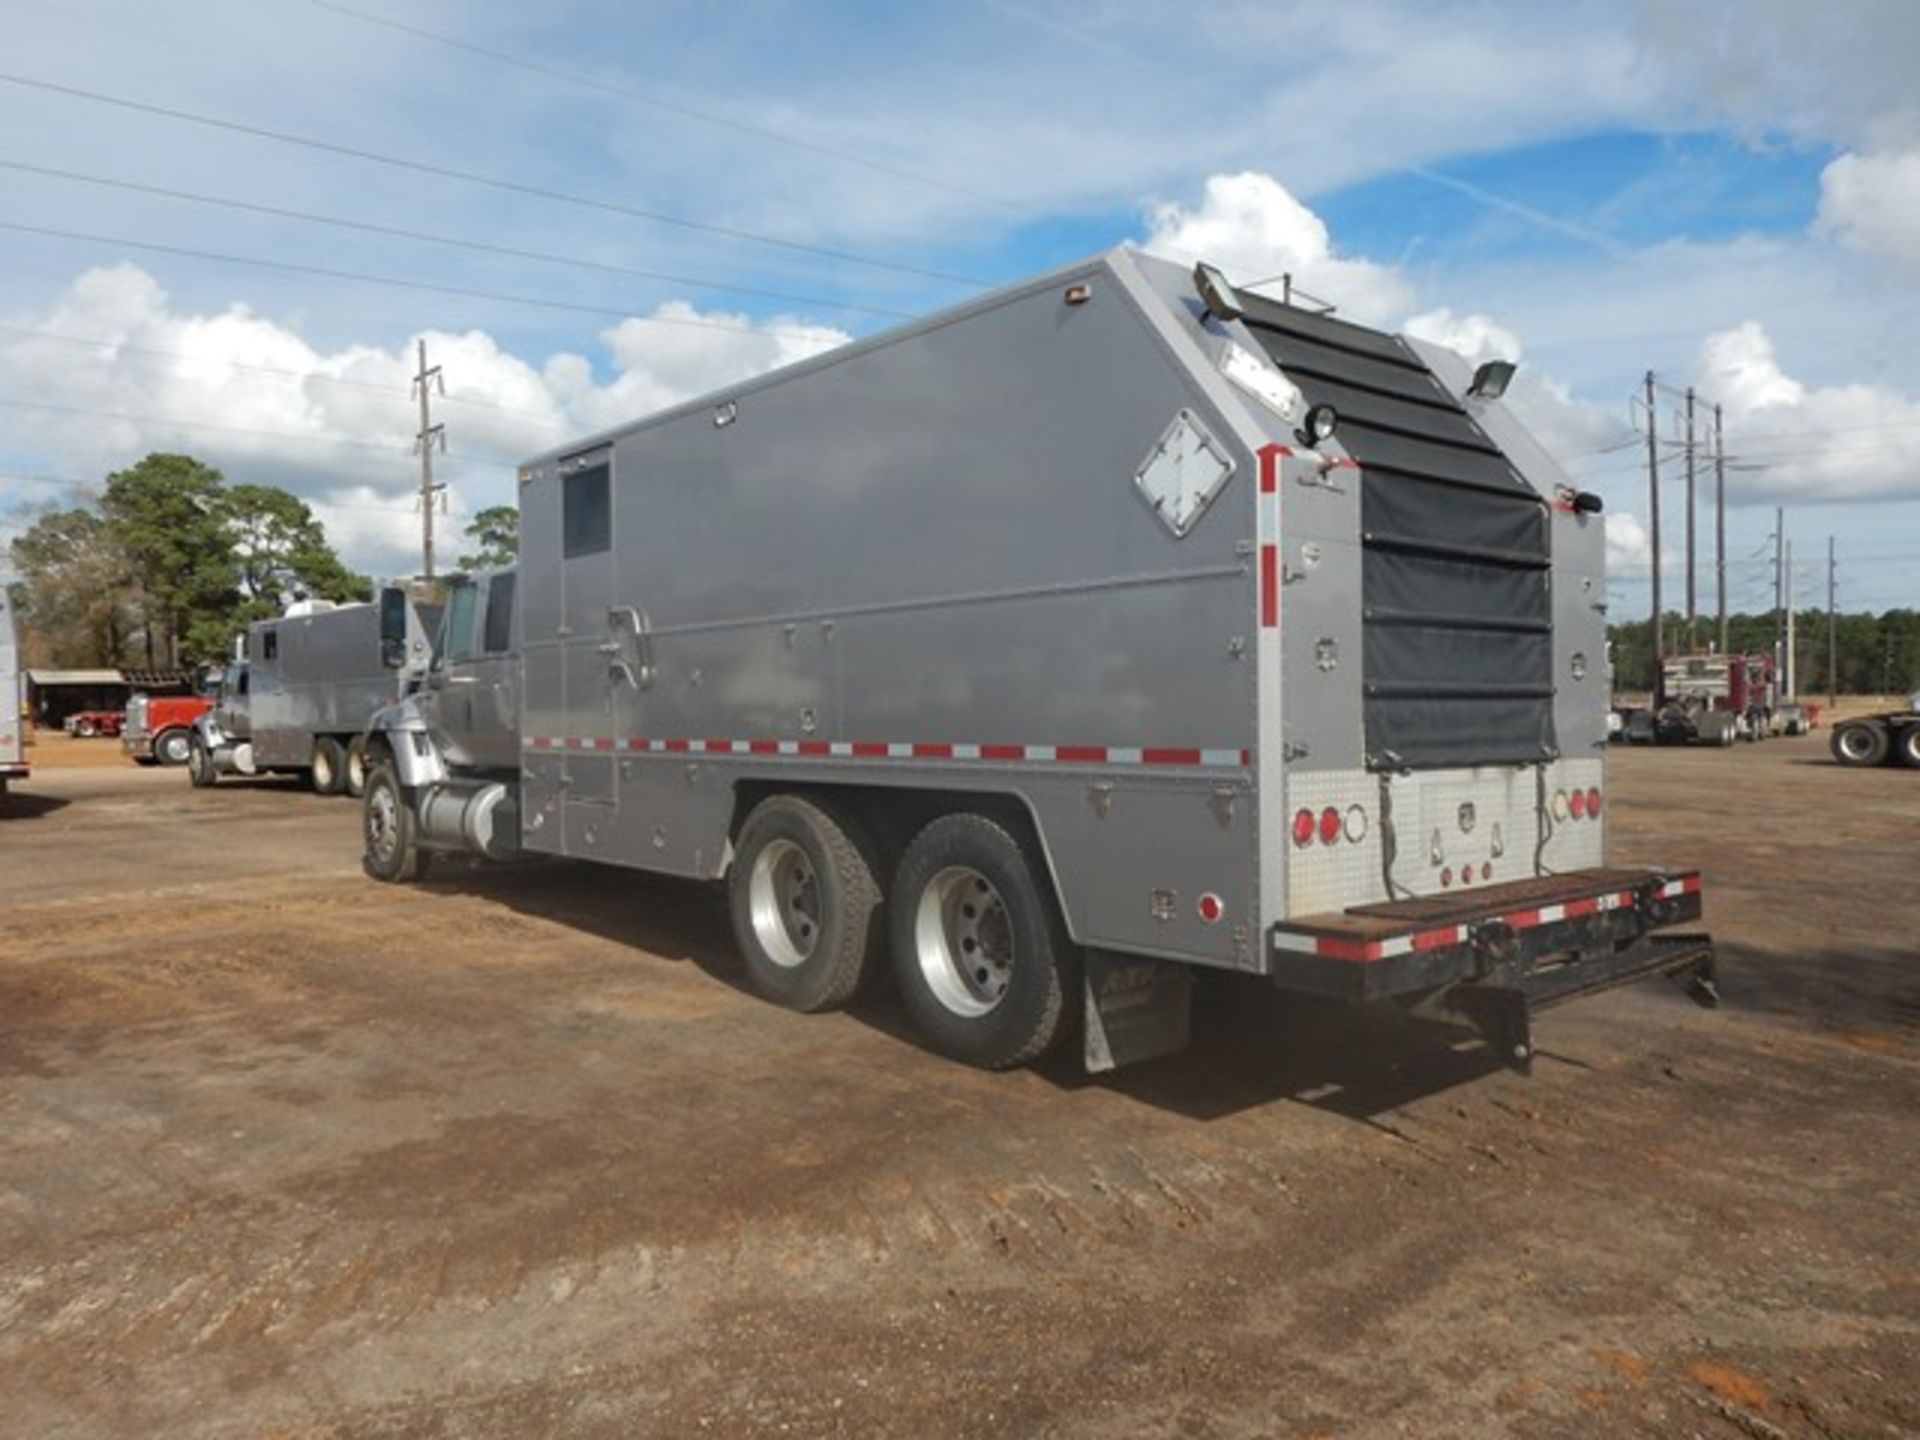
1403 308 1523 366
1695 320 1920 503
1814 149 1920 274
1 266 849 577
1138 171 1413 325
1605 510 1653 575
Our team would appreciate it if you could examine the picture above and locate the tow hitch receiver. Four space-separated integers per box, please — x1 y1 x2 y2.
1269 868 1715 1072
1444 933 1718 1073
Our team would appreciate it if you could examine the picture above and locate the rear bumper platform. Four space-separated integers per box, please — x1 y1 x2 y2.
1269 867 1715 1068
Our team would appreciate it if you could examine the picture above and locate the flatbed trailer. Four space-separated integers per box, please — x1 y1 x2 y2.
1830 710 1920 769
359 248 1717 1073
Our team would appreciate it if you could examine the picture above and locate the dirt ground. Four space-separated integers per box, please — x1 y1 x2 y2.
0 733 1914 1439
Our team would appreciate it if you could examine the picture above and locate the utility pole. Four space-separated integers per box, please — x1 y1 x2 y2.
1772 506 1785 687
1645 371 1664 701
1827 535 1838 708
1684 386 1697 652
1714 403 1727 653
411 338 446 579
1784 538 1795 700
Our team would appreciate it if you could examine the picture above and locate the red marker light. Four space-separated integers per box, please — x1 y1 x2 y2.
1319 807 1341 845
1586 787 1602 816
1569 787 1588 819
1198 892 1224 923
1293 808 1316 846
1440 866 1454 887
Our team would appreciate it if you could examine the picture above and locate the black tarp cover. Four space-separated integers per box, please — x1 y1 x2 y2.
1243 300 1556 770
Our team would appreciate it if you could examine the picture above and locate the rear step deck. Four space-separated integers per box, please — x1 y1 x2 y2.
1270 866 1716 1071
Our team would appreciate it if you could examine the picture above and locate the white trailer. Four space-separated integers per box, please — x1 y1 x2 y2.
0 590 26 804
360 249 1717 1073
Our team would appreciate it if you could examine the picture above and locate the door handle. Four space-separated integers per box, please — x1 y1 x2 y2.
607 605 656 690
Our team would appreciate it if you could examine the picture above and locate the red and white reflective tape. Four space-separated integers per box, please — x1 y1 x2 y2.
525 736 1250 768
1273 873 1702 963
1258 444 1282 629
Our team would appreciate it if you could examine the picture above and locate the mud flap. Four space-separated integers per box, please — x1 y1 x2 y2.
1083 951 1193 1073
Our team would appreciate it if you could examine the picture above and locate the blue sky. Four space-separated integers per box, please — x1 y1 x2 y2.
2 0 1917 616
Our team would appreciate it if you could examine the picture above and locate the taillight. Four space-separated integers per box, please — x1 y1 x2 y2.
1440 866 1453 887
1343 805 1368 843
1586 787 1602 817
1292 808 1315 846
1551 789 1569 821
1318 807 1341 845
1570 788 1587 820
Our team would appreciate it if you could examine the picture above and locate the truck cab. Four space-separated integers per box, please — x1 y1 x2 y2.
410 569 520 775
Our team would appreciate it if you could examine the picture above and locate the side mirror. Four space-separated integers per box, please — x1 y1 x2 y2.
1572 491 1604 515
378 586 408 669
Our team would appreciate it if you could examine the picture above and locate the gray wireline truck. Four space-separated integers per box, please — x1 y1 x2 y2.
358 248 1717 1073
191 594 439 795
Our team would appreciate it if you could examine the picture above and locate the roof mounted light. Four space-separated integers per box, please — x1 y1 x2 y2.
1297 402 1338 446
1467 359 1517 400
1193 262 1244 324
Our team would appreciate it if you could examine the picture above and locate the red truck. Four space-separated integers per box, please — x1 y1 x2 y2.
122 690 213 767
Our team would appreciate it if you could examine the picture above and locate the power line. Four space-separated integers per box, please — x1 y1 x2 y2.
0 469 435 516
0 321 573 429
306 0 1033 217
0 159 917 320
0 71 988 288
0 219 863 341
0 394 518 463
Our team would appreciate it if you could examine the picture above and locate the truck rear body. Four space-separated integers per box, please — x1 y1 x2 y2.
377 247 1714 1068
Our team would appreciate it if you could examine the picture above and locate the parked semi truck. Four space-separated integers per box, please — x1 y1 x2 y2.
190 594 439 794
359 249 1717 1073
0 590 26 803
1618 652 1778 746
1830 698 1920 769
122 689 212 766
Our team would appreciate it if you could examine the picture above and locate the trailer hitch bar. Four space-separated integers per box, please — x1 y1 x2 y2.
1446 933 1718 1074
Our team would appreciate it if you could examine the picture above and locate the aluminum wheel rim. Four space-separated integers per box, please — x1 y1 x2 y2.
913 866 1013 1018
748 838 820 969
160 732 189 763
1839 728 1875 760
366 784 399 865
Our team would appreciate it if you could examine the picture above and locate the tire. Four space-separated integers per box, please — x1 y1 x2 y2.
344 735 370 798
311 736 348 795
154 728 192 766
187 736 218 788
1831 721 1890 768
73 717 98 739
1895 724 1920 770
362 762 426 882
890 812 1076 1070
728 794 884 1013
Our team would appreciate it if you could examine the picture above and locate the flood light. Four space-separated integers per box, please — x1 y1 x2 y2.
1467 360 1517 399
1193 262 1244 324
1297 403 1339 447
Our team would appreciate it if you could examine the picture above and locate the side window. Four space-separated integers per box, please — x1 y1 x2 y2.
445 584 479 664
562 462 611 558
483 570 516 655
261 629 278 662
233 666 249 697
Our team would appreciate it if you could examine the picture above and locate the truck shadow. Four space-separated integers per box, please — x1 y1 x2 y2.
0 791 73 819
423 857 1531 1123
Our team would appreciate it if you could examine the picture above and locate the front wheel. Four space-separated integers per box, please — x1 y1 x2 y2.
154 728 192 766
728 795 883 1012
187 736 218 788
362 763 426 882
890 813 1076 1070
73 717 98 738
311 736 348 795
